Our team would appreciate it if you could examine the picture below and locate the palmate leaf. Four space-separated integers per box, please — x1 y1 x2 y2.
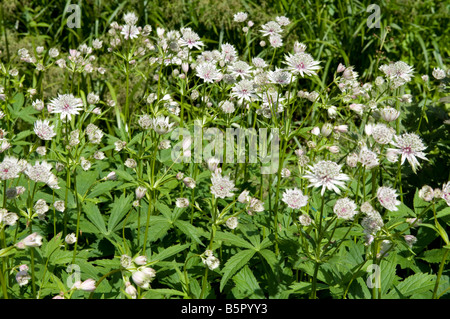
107 193 134 234
220 249 256 292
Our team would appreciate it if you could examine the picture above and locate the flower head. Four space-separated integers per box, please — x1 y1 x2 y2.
389 133 427 173
210 171 236 199
284 52 321 77
333 197 358 220
281 188 309 210
48 94 83 121
304 160 349 195
377 186 401 211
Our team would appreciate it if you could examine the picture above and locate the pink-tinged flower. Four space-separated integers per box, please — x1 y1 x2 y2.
230 79 258 104
333 197 358 220
379 61 414 83
179 27 203 50
283 52 321 77
17 232 43 248
210 171 236 199
33 120 56 140
377 186 401 211
48 94 83 121
0 156 22 180
73 278 97 292
388 133 427 173
260 21 282 37
196 61 222 83
304 160 350 196
281 188 309 210
441 182 450 206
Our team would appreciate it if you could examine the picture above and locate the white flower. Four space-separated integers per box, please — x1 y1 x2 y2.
377 186 401 211
260 21 282 37
418 185 434 202
379 61 414 84
16 270 31 286
441 182 450 206
210 171 236 199
73 278 96 292
358 147 379 169
388 133 427 173
65 233 77 245
123 11 138 25
175 197 189 208
48 94 83 121
121 24 140 40
228 60 253 79
379 107 400 122
233 12 248 23
247 197 264 215
152 116 175 135
196 61 222 83
219 100 235 114
432 68 446 80
371 123 395 145
281 188 308 210
361 210 384 235
304 160 350 196
0 156 22 180
226 217 238 229
230 79 258 104
333 197 358 220
298 214 312 226
17 232 43 248
179 27 203 50
284 52 321 77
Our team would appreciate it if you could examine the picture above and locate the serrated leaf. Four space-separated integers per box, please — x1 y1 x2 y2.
215 231 255 250
83 202 108 235
155 201 173 220
107 193 133 234
419 249 450 264
173 220 204 246
150 243 190 262
144 288 186 298
87 181 120 199
43 232 63 258
386 273 436 298
220 249 255 292
232 265 265 299
258 249 278 273
76 170 99 198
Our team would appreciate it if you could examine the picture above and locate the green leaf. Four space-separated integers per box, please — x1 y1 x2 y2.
107 193 133 234
215 231 255 250
83 202 108 235
231 265 265 299
173 220 204 246
258 249 278 274
386 273 436 298
155 201 173 220
76 170 99 198
220 249 255 292
43 232 63 258
87 181 120 199
437 207 450 219
150 243 190 262
0 246 16 258
419 249 450 264
144 288 186 298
